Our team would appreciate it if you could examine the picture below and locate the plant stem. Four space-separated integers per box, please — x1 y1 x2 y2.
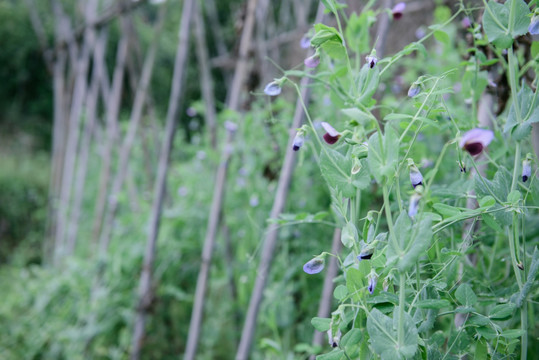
397 271 406 347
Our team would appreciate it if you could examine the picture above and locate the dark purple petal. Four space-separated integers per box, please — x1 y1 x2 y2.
392 2 406 19
323 133 340 144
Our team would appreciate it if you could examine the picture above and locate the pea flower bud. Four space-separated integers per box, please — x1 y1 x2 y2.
263 77 285 96
303 256 325 274
367 270 378 294
522 154 532 182
292 133 304 151
304 53 320 68
357 247 374 261
327 328 342 348
300 34 311 49
407 158 423 188
365 53 378 68
459 128 494 156
321 122 341 145
392 2 406 20
461 17 471 29
408 191 422 219
529 14 539 35
408 82 421 98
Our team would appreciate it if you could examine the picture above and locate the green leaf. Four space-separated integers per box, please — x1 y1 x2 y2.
386 213 433 272
316 349 346 360
341 107 373 126
478 195 496 208
416 299 450 309
474 339 488 360
476 326 497 340
500 329 524 339
469 314 490 326
504 84 539 140
481 213 503 232
320 148 370 197
357 63 380 105
345 11 374 55
482 0 530 49
512 247 539 307
346 267 364 301
488 303 516 319
367 127 398 184
455 283 477 307
474 167 512 225
321 39 346 60
341 222 358 248
311 317 331 332
433 30 450 45
367 308 418 360
333 285 348 301
311 24 342 47
507 189 521 204
340 328 362 356
432 203 461 218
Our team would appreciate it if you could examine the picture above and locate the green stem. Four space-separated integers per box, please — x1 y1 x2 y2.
382 185 398 250
397 271 406 347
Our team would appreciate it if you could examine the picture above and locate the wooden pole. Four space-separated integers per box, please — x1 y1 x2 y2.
130 0 195 358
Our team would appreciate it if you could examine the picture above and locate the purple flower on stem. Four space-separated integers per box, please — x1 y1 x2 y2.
392 2 406 20
264 79 283 96
357 248 374 261
407 159 423 188
461 17 472 29
408 192 421 218
365 54 378 68
303 256 325 274
529 15 539 35
327 329 342 348
292 132 305 151
408 82 421 98
522 154 532 182
459 128 494 156
367 271 378 294
300 35 311 49
321 122 341 145
304 53 320 68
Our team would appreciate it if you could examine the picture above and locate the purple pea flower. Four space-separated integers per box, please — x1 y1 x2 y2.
408 159 423 188
408 82 421 98
292 132 305 151
327 329 342 348
365 54 378 68
459 128 494 156
357 248 374 261
367 271 378 294
264 78 284 96
321 122 341 145
304 53 320 68
408 193 421 218
300 34 311 49
303 256 325 274
392 2 406 20
522 155 532 182
461 17 472 29
529 15 539 35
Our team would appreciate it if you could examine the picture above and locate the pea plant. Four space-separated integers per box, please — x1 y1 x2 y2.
266 1 538 359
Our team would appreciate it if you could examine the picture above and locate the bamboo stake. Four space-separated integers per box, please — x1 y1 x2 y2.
130 0 195 357
98 5 165 254
92 18 130 250
235 4 324 358
184 0 259 357
183 125 237 360
65 29 109 254
310 228 342 357
193 0 218 149
54 0 99 262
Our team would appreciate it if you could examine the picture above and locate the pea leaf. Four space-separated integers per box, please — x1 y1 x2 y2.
455 283 477 307
367 307 418 360
386 212 433 272
311 317 331 332
482 0 530 49
320 148 370 197
368 127 398 184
